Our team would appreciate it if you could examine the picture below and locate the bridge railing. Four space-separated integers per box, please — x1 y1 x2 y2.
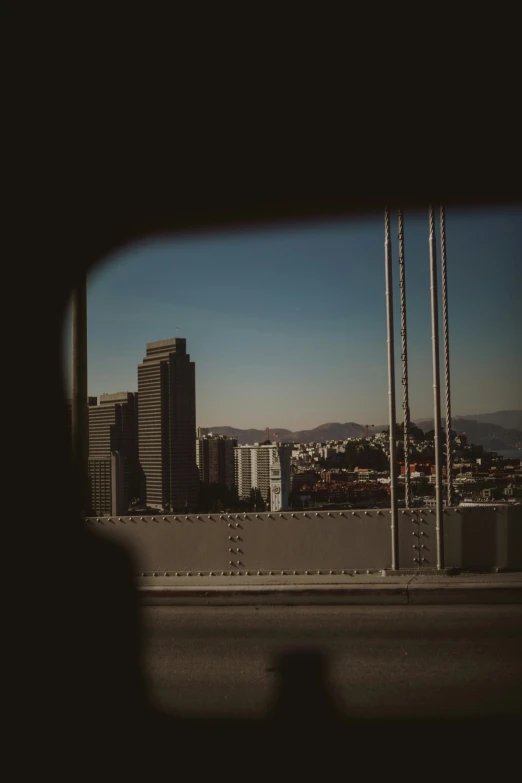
85 505 522 576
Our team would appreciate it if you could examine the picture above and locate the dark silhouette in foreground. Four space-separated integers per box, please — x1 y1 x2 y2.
15 195 521 775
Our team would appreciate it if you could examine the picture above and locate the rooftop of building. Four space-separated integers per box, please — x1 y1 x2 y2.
146 337 186 350
99 392 135 404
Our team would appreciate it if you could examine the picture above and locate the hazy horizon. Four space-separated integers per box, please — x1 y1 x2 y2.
63 205 522 429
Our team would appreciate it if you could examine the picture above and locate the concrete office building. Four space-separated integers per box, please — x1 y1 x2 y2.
196 433 237 488
235 444 291 511
138 337 197 512
88 452 126 516
87 392 139 515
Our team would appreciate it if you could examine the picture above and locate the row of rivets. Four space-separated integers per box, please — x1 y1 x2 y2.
139 570 372 577
86 511 404 523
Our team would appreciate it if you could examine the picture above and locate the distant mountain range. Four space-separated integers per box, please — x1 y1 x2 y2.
208 423 370 444
208 411 522 450
457 410 522 430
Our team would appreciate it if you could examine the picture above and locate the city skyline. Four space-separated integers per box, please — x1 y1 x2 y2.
63 205 522 429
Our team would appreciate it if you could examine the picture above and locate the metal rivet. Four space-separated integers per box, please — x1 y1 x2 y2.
245 571 250 575
96 518 101 522
351 512 356 516
229 536 233 540
197 516 202 520
150 517 155 522
185 516 189 521
107 517 112 522
229 561 234 565
269 571 274 575
228 523 233 528
293 571 297 575
305 570 310 574
257 571 262 575
198 572 203 576
164 572 168 576
315 513 319 516
354 570 358 575
187 572 191 576
141 572 145 576
364 511 369 516
207 516 212 520
329 570 333 574
162 516 167 521
341 570 346 574
256 514 260 519
175 572 179 576
221 572 225 576
152 572 157 577
210 571 214 576
366 570 371 574
281 571 285 575
328 512 333 516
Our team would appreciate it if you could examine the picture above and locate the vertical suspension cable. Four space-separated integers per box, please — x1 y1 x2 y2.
398 209 411 507
429 206 444 570
440 206 454 507
385 207 399 570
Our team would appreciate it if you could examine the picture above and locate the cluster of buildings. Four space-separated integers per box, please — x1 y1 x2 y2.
286 435 522 509
73 336 521 516
74 338 290 516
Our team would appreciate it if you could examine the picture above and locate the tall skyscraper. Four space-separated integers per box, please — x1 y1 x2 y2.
196 433 237 488
138 337 197 512
87 392 139 515
235 443 291 511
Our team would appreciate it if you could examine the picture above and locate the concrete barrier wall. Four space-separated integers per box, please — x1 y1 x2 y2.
85 506 522 574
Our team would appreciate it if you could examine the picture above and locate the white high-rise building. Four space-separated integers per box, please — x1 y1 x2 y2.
235 444 291 511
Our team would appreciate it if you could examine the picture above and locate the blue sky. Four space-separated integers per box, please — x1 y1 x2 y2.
63 205 522 430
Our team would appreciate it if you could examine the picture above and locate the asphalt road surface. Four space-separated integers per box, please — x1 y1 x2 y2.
141 605 522 719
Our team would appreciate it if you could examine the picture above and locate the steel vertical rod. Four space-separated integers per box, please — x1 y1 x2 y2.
385 207 399 570
440 206 454 507
428 206 444 569
398 209 411 507
72 275 89 516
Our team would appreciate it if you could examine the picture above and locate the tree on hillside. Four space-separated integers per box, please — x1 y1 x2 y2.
344 441 359 470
